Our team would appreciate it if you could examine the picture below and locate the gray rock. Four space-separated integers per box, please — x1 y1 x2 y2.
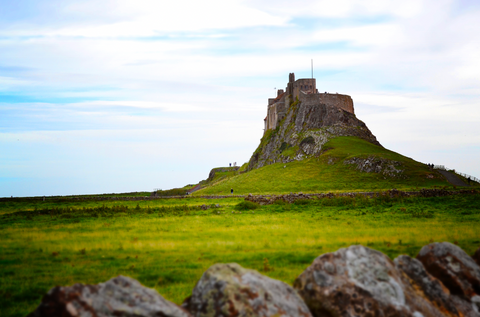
394 255 459 315
294 245 449 317
343 156 405 179
28 275 191 317
417 242 480 298
473 246 480 267
182 263 312 317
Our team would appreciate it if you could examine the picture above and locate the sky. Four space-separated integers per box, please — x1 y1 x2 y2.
1 0 480 197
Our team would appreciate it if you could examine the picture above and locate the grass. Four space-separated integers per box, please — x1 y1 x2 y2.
1 193 479 317
195 137 456 195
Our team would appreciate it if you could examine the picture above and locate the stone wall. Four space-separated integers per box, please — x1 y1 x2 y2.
311 92 354 114
244 189 478 205
5 189 475 203
293 78 316 97
266 93 286 131
266 102 278 130
30 242 480 317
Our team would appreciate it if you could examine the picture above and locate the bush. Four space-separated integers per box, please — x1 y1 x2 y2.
300 136 315 146
279 142 291 152
235 201 260 211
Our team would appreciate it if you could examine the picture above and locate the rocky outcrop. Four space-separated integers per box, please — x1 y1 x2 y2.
28 275 191 317
248 96 381 171
343 157 406 179
182 263 312 317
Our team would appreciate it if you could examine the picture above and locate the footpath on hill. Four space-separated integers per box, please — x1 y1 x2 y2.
436 170 469 187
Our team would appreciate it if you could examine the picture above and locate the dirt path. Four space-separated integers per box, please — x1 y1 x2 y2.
187 184 202 194
436 170 469 187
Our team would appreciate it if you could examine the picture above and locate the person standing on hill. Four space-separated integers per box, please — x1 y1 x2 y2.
231 188 233 194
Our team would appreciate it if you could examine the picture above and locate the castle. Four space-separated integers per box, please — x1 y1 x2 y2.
264 73 355 132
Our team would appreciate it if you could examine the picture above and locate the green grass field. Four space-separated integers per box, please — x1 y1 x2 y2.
195 137 456 195
1 193 479 317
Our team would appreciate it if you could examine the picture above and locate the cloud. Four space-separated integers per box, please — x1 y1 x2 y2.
1 0 480 196
0 0 287 37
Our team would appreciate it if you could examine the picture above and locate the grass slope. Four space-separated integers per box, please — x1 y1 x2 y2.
1 194 479 317
195 136 452 195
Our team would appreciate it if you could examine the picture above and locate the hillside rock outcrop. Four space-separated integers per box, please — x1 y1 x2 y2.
344 156 406 179
248 95 381 171
182 263 312 317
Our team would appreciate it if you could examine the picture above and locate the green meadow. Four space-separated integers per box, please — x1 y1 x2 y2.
1 193 480 317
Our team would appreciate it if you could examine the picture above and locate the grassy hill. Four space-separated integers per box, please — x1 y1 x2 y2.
195 136 451 195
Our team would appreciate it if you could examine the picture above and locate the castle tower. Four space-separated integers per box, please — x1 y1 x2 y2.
287 73 295 95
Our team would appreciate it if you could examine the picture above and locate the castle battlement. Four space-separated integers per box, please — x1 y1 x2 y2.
264 73 354 132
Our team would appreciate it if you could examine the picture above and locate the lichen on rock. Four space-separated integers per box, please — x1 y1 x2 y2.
183 263 312 317
294 245 462 317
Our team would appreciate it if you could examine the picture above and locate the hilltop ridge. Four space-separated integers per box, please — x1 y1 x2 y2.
193 72 455 195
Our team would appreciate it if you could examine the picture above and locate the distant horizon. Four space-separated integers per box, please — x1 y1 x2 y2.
2 0 480 197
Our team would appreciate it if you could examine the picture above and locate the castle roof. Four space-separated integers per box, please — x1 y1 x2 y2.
273 92 285 102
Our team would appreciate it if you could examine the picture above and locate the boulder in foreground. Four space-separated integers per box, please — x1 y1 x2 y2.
417 242 480 316
294 245 463 317
28 275 191 317
183 263 312 317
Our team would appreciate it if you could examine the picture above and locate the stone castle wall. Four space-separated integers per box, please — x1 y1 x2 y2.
299 92 354 114
264 73 355 134
265 103 277 131
293 78 316 96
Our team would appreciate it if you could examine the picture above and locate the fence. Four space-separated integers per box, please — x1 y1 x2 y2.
434 165 479 183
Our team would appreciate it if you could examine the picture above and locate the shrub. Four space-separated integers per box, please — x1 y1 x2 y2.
235 201 260 211
279 142 291 152
300 136 315 146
